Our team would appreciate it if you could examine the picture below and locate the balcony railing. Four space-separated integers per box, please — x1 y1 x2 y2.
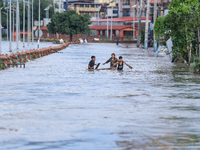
123 0 130 5
123 2 130 5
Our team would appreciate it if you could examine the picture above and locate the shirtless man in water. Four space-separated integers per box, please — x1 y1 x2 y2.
103 53 118 67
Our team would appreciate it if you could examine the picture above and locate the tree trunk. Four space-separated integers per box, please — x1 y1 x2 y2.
196 44 198 56
70 34 73 42
144 0 150 50
137 0 143 48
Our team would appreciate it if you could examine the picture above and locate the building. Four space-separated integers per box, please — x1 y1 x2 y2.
90 17 151 37
94 0 117 6
64 0 103 19
119 0 171 18
100 5 118 18
64 0 119 19
53 0 65 12
89 0 171 37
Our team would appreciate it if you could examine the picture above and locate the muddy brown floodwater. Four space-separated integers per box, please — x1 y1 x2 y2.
0 43 200 150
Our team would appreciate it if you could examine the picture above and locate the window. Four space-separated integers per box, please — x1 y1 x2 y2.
123 8 130 16
80 4 84 7
124 0 130 5
91 12 94 17
96 5 99 8
113 10 118 14
91 4 94 8
85 4 89 8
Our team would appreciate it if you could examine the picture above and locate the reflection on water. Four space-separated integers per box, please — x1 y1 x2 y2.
0 43 199 149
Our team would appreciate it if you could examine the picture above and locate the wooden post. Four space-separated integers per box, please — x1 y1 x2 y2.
99 36 101 43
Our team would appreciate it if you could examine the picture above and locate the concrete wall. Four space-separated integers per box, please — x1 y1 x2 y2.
91 29 120 37
107 7 118 17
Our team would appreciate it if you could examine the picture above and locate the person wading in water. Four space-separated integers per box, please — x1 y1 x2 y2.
88 56 97 70
110 56 132 70
103 53 118 68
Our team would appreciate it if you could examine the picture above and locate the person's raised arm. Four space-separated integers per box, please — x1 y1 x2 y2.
123 61 133 69
103 58 111 65
110 62 118 69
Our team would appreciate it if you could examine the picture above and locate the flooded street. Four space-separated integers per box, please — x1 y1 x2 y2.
0 43 200 149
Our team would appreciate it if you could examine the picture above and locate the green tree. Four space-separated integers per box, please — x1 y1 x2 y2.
33 0 57 22
0 1 8 28
47 10 92 41
154 0 200 64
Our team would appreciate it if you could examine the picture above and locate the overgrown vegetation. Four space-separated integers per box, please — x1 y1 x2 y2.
154 0 200 66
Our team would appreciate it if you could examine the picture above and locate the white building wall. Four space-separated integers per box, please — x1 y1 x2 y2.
53 0 65 12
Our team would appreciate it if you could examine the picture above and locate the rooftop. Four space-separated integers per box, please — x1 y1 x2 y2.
90 25 135 30
91 17 151 22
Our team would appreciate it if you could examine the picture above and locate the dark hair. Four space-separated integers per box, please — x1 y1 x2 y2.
119 56 123 59
111 53 115 56
91 56 95 59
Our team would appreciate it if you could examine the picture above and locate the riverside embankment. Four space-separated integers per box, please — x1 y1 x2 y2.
0 41 79 70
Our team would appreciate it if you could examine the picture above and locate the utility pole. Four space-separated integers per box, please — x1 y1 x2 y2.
32 0 34 44
59 0 61 13
107 10 108 38
13 9 14 42
54 0 55 14
28 0 30 46
137 0 142 47
9 0 12 52
18 3 20 44
16 0 19 49
132 4 136 40
7 9 8 42
118 0 120 17
38 0 40 49
110 5 113 40
153 0 157 52
98 9 99 25
144 0 150 50
106 5 109 38
23 0 25 47
0 8 2 55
